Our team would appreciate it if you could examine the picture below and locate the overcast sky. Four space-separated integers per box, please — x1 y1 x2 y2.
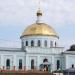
0 0 75 49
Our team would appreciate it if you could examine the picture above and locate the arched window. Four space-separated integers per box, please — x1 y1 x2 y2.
55 42 57 47
72 64 74 68
22 41 24 49
26 41 28 46
6 59 10 69
31 40 34 46
19 59 22 69
31 59 34 69
38 40 41 47
50 41 53 47
44 40 47 47
57 60 60 70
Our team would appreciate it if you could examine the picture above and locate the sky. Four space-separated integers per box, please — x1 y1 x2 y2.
0 0 75 49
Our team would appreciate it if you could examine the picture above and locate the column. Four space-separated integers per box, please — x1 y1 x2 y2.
65 55 69 69
13 55 16 70
51 56 55 71
1 55 4 69
37 56 40 70
26 55 29 70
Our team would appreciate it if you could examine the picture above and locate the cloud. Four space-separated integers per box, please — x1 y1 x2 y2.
42 0 75 26
0 0 74 48
0 0 74 27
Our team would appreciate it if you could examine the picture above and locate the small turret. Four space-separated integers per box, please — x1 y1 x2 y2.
36 9 43 23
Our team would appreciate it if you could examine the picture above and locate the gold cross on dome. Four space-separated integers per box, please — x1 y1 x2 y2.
38 0 41 9
38 0 45 9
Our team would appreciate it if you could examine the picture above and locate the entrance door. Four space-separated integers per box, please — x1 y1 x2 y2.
6 59 10 70
43 58 48 71
43 64 48 71
31 59 34 69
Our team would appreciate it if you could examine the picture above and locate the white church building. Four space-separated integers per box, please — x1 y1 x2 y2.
0 9 75 71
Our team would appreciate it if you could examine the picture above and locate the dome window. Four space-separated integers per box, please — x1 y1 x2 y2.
55 42 57 47
38 40 41 47
26 41 28 46
31 40 34 46
50 41 53 47
44 40 47 47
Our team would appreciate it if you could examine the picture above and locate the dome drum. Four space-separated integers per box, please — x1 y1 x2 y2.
21 36 58 48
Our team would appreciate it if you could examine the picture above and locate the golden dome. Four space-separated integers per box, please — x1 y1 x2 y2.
21 23 59 38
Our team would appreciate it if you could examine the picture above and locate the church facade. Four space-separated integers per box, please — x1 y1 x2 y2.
0 9 75 71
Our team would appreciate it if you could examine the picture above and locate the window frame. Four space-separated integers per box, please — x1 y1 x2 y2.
31 40 34 46
19 59 22 70
26 41 28 46
44 40 47 47
6 59 10 69
37 40 41 47
31 59 34 69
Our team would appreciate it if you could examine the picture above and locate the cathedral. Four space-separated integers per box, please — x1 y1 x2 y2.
0 8 75 72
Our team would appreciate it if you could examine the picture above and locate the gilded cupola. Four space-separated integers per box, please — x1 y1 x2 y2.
21 9 59 38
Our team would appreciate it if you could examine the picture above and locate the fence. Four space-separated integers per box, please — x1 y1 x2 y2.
0 70 55 75
0 66 50 71
0 66 27 71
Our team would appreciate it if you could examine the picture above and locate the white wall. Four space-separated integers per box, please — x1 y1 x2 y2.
0 51 26 70
65 54 75 69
